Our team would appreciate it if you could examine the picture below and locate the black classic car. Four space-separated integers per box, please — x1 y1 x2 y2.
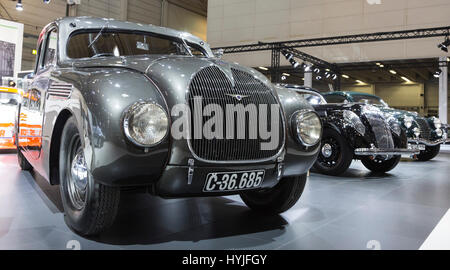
322 91 449 161
280 85 419 176
15 17 322 235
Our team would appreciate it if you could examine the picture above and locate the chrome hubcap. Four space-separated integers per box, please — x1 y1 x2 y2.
68 148 88 210
321 143 333 158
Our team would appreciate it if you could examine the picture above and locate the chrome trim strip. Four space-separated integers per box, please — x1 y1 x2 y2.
408 138 448 146
354 148 420 156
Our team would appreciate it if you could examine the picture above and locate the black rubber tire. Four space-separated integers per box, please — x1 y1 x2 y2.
361 155 401 173
240 174 307 214
416 145 441 161
59 117 120 236
313 128 353 176
17 150 32 171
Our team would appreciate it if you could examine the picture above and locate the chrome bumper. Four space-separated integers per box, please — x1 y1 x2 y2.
408 137 448 146
355 148 420 156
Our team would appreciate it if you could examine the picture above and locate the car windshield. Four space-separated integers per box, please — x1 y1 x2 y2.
298 93 326 105
67 30 208 59
352 95 388 107
0 92 19 106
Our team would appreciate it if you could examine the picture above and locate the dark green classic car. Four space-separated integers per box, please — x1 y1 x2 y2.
322 91 449 161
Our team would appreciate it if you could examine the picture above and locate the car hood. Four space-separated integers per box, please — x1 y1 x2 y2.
70 55 274 108
378 106 419 119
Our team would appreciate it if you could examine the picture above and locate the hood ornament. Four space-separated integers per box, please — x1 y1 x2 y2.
226 94 249 101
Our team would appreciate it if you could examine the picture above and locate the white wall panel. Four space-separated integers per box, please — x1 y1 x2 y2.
208 0 450 66
128 0 162 25
76 0 122 19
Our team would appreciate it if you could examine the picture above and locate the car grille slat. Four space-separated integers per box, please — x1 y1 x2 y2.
416 118 431 139
188 66 283 162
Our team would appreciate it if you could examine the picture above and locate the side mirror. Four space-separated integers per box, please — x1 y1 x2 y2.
213 49 224 59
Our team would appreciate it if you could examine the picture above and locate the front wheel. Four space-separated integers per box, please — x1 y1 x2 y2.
240 174 307 214
59 117 120 236
416 145 440 161
361 155 401 173
313 128 353 176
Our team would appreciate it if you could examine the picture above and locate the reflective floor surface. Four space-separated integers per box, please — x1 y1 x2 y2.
1 150 449 250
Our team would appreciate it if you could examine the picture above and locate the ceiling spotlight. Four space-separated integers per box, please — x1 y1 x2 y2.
258 67 268 71
325 72 331 79
356 80 366 84
282 51 300 69
304 64 312 72
281 76 287 81
282 73 290 77
43 0 51 3
313 68 320 74
438 37 450 52
316 76 322 80
342 74 350 79
290 59 300 68
434 69 442 78
16 0 23 11
389 70 397 75
331 74 338 80
401 76 411 83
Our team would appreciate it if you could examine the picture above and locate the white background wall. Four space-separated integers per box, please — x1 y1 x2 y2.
0 19 23 78
207 0 450 67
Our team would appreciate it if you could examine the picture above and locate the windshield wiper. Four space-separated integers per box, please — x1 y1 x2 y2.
88 22 109 49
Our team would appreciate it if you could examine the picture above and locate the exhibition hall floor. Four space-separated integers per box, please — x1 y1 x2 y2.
0 150 449 250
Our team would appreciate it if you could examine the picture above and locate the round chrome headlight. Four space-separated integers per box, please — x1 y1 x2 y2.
436 128 443 137
293 111 322 146
123 102 169 147
387 117 402 136
433 117 442 130
404 116 413 129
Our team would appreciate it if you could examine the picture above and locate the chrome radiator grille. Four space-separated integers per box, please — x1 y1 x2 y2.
187 66 284 162
363 107 394 149
416 118 431 139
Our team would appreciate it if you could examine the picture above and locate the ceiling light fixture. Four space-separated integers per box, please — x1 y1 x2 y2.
258 67 268 71
389 70 397 74
401 76 411 82
434 69 442 78
342 74 350 79
356 80 366 84
16 0 23 11
438 37 450 52
282 73 290 76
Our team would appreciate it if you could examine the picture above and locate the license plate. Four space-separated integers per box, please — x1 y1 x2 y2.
409 144 426 151
203 170 265 192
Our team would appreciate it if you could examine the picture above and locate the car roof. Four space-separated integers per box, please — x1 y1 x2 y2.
42 16 208 49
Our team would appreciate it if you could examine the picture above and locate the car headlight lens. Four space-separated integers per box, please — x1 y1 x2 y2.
293 111 322 146
387 117 402 136
433 117 442 130
404 116 413 129
343 110 366 136
413 127 421 138
436 128 443 137
123 102 169 147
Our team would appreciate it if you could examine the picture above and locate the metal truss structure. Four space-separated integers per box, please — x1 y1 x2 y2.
212 26 450 86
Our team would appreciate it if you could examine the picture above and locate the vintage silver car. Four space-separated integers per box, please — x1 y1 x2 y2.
16 17 322 235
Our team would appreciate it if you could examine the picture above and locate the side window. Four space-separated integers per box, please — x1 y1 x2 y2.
43 29 58 69
324 95 348 104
